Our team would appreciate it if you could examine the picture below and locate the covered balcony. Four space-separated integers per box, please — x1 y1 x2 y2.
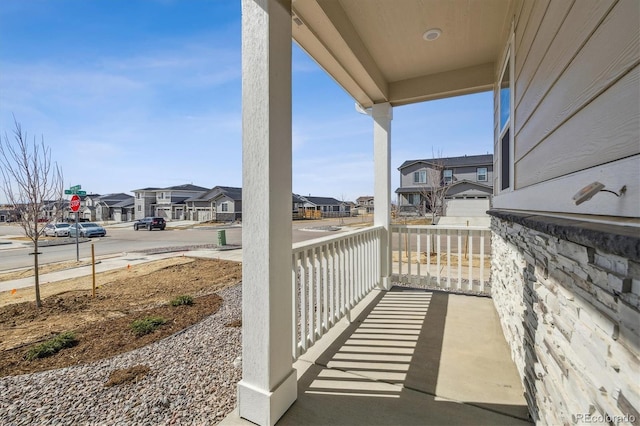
230 1 639 425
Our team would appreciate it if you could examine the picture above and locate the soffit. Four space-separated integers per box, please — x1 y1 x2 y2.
292 0 517 107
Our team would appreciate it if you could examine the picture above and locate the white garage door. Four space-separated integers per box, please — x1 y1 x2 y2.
445 199 490 217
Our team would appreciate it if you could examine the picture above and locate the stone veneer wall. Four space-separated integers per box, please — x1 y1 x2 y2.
489 211 639 425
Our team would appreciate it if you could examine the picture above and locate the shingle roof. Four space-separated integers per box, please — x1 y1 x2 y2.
398 154 493 170
98 193 132 201
217 186 242 201
112 198 134 208
131 187 160 192
164 184 210 192
303 196 342 205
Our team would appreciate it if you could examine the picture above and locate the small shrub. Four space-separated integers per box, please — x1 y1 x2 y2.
105 365 151 387
170 295 193 307
130 317 166 337
25 331 77 361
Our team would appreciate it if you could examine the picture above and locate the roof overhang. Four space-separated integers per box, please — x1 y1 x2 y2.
292 0 517 107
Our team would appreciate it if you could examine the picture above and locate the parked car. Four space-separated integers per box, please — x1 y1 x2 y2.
68 222 107 238
43 223 71 237
134 217 166 231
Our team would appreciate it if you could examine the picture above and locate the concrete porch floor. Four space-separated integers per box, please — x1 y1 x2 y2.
222 286 532 425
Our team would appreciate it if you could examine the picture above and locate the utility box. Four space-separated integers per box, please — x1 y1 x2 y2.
217 230 226 246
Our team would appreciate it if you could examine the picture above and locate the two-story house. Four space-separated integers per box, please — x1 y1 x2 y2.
94 193 134 222
356 196 374 214
185 186 243 222
132 184 209 220
396 154 493 217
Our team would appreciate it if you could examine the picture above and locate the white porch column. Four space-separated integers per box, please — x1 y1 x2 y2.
238 1 297 425
372 102 392 290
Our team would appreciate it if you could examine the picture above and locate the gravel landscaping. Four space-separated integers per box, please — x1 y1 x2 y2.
0 284 242 425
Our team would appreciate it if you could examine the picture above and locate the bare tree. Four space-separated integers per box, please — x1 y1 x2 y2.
418 148 450 223
0 117 64 308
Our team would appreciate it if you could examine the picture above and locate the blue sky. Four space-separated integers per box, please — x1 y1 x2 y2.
0 0 493 203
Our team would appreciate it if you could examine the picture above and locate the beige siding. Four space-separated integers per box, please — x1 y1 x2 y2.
495 0 639 216
513 0 573 111
513 0 537 56
516 66 639 187
514 0 550 83
515 0 638 165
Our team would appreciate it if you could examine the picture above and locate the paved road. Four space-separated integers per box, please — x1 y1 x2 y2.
0 217 372 272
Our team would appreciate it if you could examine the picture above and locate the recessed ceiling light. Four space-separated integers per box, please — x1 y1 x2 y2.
423 28 442 41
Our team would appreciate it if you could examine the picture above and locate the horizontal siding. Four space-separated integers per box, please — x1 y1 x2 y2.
515 0 639 164
514 0 617 144
514 0 550 84
494 155 639 218
514 0 537 57
514 0 573 112
516 66 639 187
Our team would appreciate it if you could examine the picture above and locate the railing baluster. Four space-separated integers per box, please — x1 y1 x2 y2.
398 226 403 278
468 231 473 292
416 229 421 284
340 239 346 317
308 248 315 345
407 226 412 281
480 230 485 293
457 229 462 290
315 247 321 340
322 245 329 333
348 236 352 305
358 234 364 298
446 228 451 289
329 241 335 326
292 252 299 359
467 230 473 291
427 228 431 285
300 250 308 352
436 228 441 285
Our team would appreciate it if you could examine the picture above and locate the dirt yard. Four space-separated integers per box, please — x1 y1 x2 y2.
0 257 242 377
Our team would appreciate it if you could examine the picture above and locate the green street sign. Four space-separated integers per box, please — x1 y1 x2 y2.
64 189 72 195
70 185 81 191
77 191 87 196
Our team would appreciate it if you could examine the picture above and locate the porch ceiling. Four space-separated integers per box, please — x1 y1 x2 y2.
292 0 517 107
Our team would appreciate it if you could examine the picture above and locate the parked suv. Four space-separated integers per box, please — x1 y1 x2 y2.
134 217 166 231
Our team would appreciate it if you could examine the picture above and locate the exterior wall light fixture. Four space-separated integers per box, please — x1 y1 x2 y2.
572 182 627 205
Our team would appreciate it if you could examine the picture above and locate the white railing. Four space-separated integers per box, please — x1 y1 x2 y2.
391 224 492 295
291 226 382 359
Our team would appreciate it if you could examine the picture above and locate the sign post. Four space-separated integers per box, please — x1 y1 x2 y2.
67 186 82 262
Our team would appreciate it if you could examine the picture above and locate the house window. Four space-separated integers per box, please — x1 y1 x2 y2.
137 205 141 211
443 170 453 184
499 46 513 191
413 170 426 184
221 203 228 212
408 194 419 205
477 167 488 182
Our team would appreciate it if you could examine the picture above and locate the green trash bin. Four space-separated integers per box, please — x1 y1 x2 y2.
217 229 226 246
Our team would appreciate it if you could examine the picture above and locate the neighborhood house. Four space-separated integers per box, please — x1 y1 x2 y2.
396 154 493 217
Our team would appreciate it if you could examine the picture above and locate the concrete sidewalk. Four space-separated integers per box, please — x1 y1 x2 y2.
0 248 243 293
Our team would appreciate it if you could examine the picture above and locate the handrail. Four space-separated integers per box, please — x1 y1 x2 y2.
391 224 491 295
292 225 383 360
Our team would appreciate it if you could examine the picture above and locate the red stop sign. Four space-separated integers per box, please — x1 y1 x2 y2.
70 194 81 212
